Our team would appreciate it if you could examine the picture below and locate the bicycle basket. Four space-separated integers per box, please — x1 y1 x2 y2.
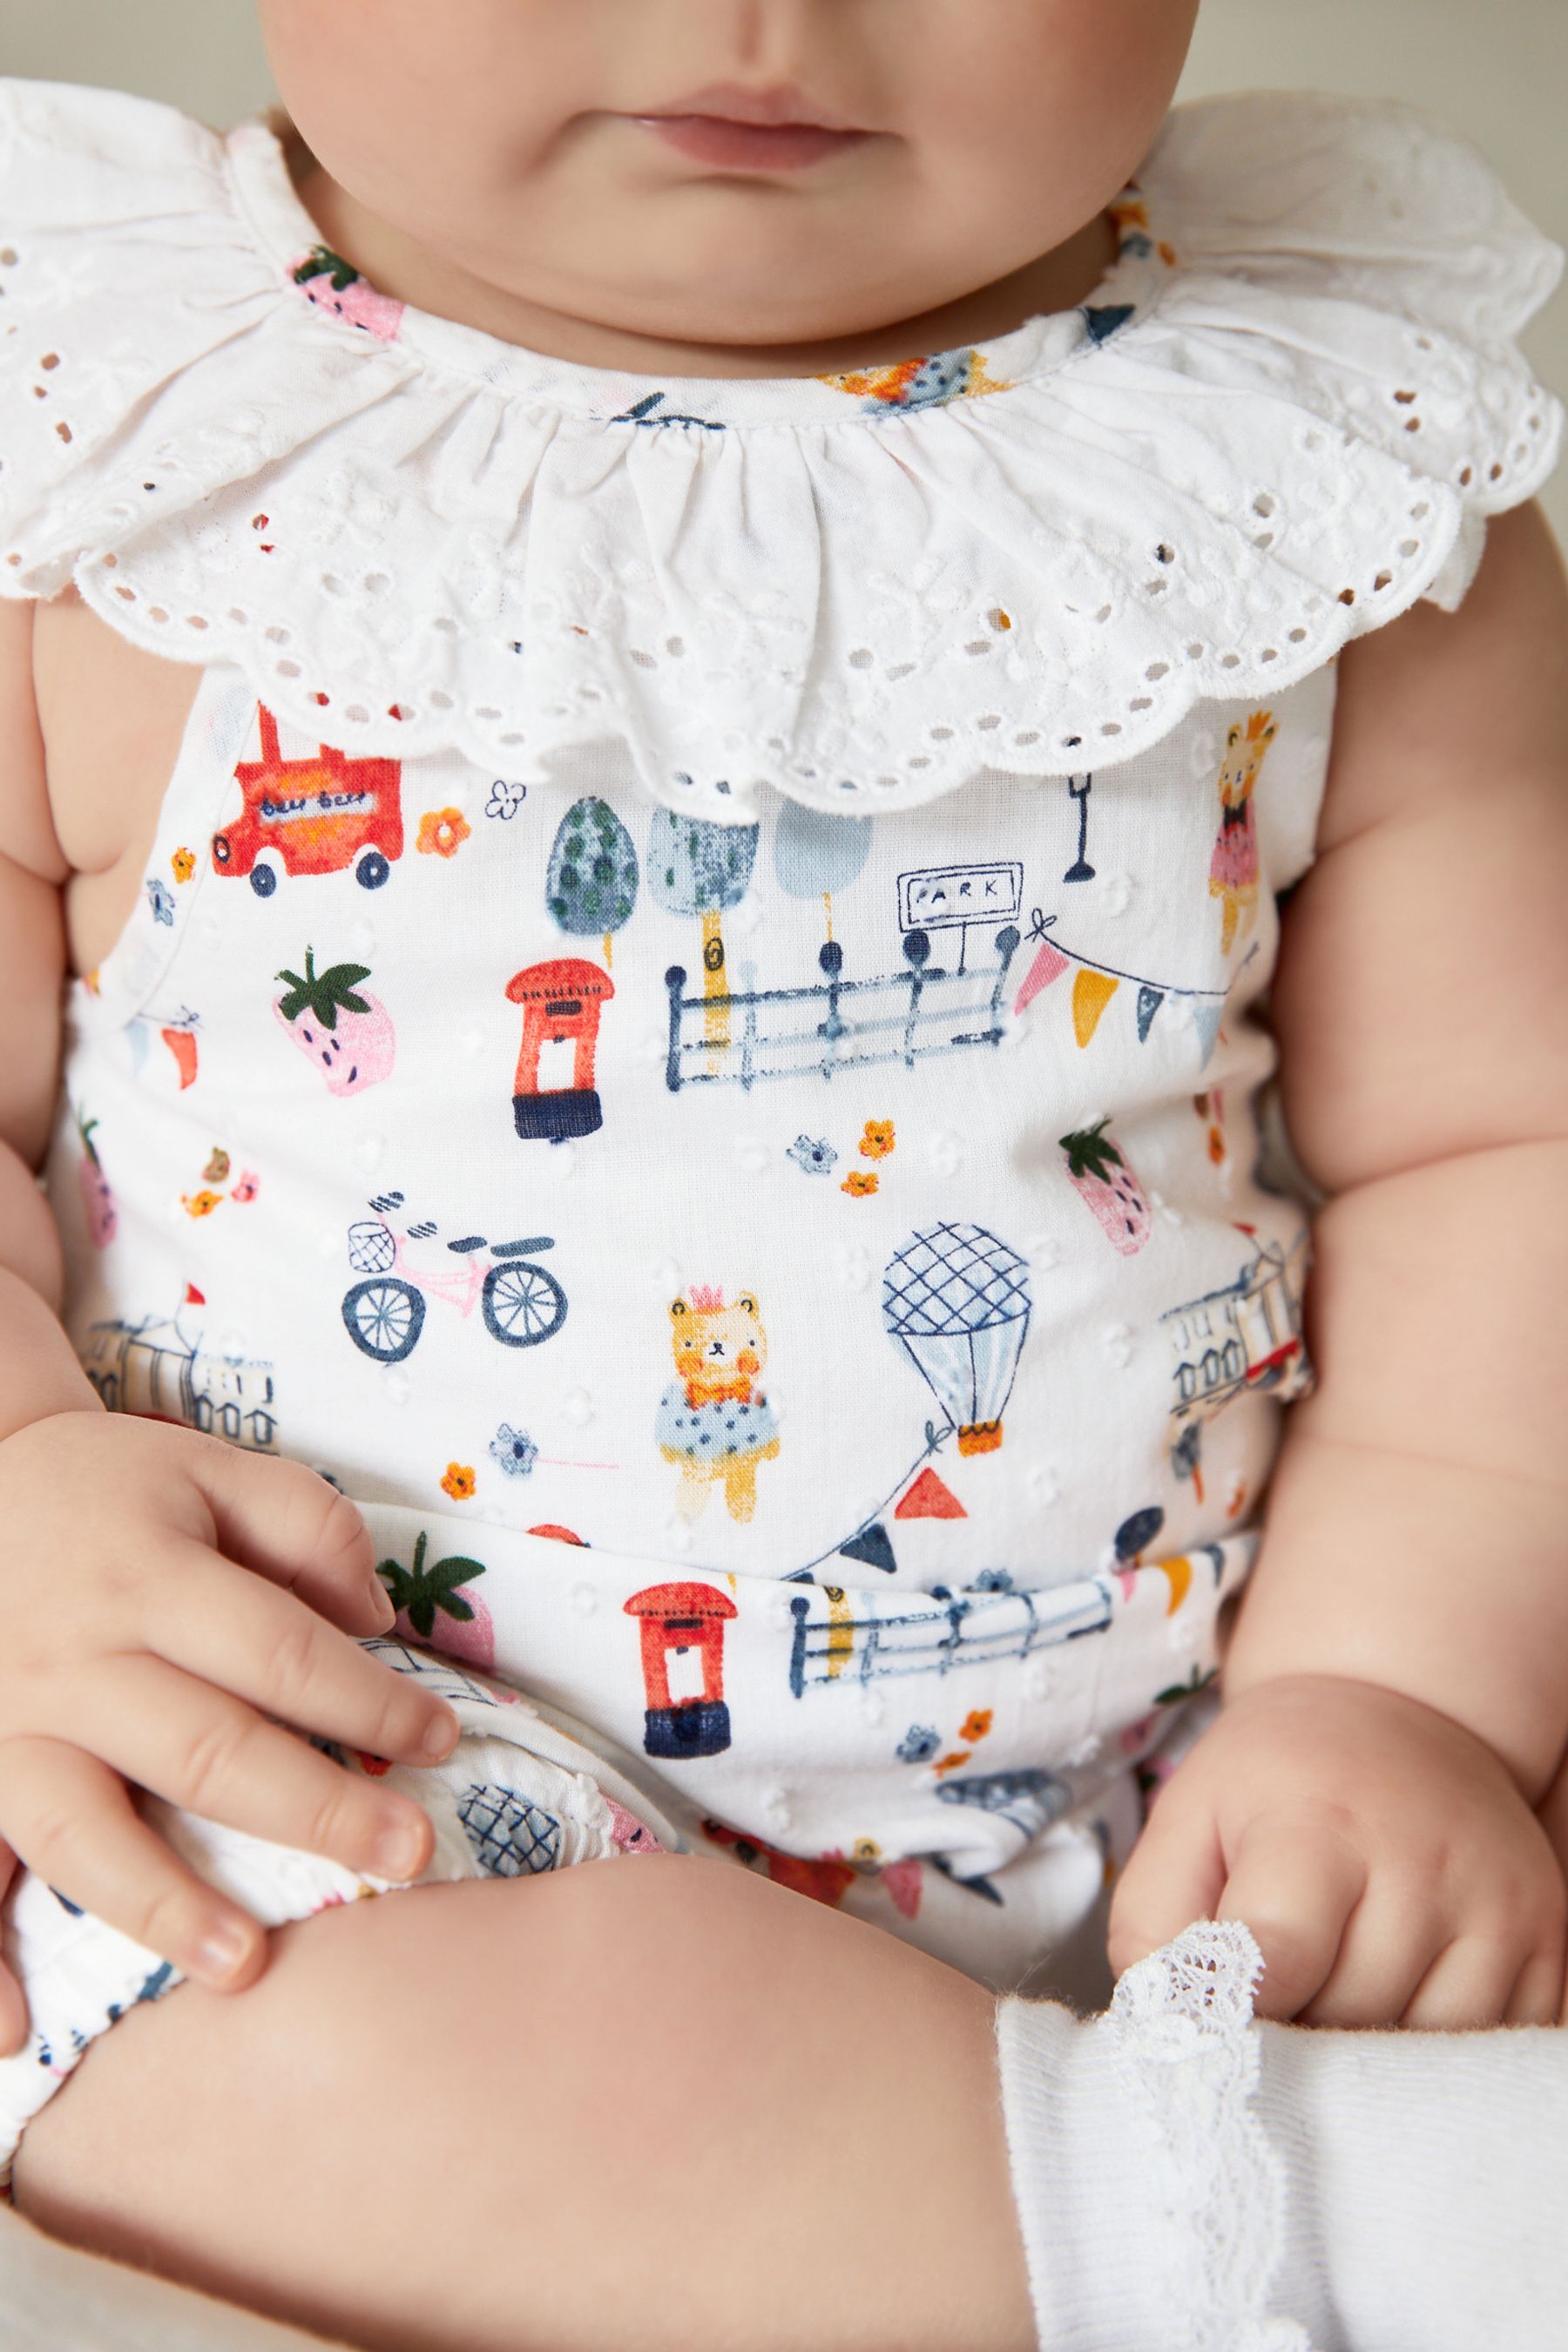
348 1220 396 1275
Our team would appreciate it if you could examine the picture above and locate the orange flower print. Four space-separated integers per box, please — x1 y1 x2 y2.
417 808 472 861
933 1750 972 1777
960 1708 994 1745
441 1462 477 1503
181 1188 223 1219
171 846 197 884
841 1171 879 1199
860 1120 896 1160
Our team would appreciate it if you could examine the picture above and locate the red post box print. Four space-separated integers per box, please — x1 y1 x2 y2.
213 707 404 899
505 958 614 1143
624 1582 738 1761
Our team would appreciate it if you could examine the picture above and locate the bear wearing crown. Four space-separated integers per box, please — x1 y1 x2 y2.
656 1288 781 1524
1208 709 1277 956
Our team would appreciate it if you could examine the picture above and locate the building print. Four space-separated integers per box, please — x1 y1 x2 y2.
1162 1235 1312 1441
80 1317 279 1452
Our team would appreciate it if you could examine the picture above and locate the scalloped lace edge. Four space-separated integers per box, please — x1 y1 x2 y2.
1105 1921 1315 2352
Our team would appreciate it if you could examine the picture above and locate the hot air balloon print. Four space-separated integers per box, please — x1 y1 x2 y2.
882 1223 1032 1457
648 808 760 1055
546 797 639 967
774 803 873 943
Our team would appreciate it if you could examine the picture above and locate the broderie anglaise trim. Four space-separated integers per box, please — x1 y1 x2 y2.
0 80 1559 817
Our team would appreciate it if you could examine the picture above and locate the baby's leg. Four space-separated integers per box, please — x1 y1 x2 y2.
14 1855 1035 2352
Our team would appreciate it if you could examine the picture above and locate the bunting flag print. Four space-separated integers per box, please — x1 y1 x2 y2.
1014 935 1071 1015
1071 969 1119 1048
1014 909 1257 1063
1193 999 1226 1068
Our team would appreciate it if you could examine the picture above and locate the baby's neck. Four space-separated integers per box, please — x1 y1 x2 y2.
292 154 1117 378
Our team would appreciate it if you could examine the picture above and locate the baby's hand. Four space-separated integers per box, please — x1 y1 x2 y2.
1108 1674 1568 2028
0 1411 462 2053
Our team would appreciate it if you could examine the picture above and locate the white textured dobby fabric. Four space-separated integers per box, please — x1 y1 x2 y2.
0 77 1560 2159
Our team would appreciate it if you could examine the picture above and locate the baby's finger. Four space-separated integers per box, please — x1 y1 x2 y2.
1106 1801 1226 1980
69 1655 436 1886
1299 1887 1440 2027
1504 1942 1568 2028
183 1442 389 1636
0 1838 27 2056
1402 1935 1531 2031
0 1737 266 1992
1216 1825 1366 2019
148 1537 459 1765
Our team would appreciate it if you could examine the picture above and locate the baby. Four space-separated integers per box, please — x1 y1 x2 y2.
0 3 1565 2348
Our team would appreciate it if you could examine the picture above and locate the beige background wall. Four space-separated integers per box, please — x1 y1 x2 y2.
2 0 1564 537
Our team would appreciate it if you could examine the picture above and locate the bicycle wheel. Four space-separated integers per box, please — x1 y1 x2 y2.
342 1279 426 1363
483 1261 567 1349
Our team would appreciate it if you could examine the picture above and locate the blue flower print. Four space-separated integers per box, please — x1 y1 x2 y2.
490 1423 539 1478
145 876 176 927
969 1568 1016 1594
487 781 527 821
788 1136 838 1177
896 1725 941 1766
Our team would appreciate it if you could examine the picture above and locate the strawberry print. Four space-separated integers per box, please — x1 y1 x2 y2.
75 1113 116 1249
378 1531 495 1673
274 950 396 1096
1059 1119 1152 1256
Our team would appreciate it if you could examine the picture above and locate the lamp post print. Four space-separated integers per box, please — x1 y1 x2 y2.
648 808 759 1056
774 803 873 944
545 797 639 968
1064 775 1096 883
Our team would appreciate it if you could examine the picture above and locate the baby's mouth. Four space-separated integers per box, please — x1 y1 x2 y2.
629 115 870 172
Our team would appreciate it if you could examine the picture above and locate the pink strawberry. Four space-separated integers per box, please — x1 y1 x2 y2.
379 1531 495 1673
274 950 396 1096
1059 1119 1152 1256
294 247 406 344
76 1114 117 1249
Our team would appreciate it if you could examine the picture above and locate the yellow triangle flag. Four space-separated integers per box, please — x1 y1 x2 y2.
1071 968 1119 1048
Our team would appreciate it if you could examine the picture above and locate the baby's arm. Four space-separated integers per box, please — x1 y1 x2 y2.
0 600 461 2044
1111 504 1568 2026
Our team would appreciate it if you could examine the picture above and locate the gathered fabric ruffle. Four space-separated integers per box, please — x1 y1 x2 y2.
0 78 1559 818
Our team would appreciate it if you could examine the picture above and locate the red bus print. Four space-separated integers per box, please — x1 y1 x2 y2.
213 707 404 898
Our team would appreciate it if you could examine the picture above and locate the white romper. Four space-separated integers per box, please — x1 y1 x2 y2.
0 77 1559 2175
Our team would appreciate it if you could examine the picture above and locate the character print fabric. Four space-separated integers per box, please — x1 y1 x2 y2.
42 661 1332 1979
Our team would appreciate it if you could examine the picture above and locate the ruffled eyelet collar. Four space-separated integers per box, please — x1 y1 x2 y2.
0 78 1558 816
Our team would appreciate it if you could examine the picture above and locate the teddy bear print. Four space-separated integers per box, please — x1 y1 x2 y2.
1207 710 1277 955
655 1288 781 1524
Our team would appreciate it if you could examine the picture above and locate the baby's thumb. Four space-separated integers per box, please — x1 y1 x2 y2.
187 1442 393 1635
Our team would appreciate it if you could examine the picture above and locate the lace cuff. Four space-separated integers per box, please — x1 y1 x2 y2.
997 1922 1315 2352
